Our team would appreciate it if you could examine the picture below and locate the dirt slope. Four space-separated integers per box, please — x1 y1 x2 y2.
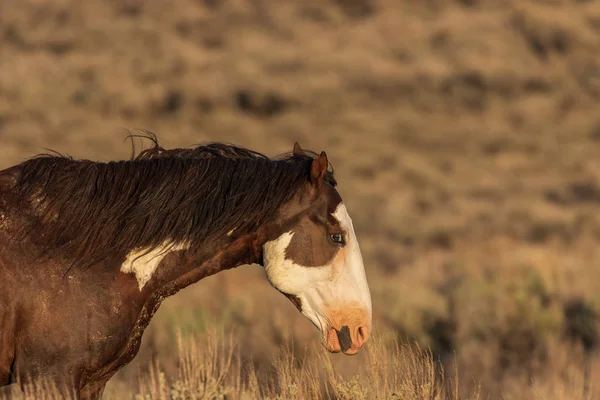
2 0 600 398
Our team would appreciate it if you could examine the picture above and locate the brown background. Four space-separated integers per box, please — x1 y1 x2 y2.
2 0 600 398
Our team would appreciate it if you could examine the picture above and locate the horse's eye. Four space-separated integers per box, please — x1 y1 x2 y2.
329 233 346 245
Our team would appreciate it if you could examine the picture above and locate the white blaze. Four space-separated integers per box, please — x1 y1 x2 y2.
263 203 372 332
121 242 188 290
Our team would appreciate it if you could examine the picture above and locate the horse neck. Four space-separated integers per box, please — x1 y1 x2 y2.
126 225 274 297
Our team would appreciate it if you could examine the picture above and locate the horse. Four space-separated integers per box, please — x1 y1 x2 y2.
0 139 372 399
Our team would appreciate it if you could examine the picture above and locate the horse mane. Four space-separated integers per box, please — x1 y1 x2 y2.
13 134 336 270
133 133 336 180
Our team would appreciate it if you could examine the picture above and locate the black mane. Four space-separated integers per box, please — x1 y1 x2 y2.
13 137 336 269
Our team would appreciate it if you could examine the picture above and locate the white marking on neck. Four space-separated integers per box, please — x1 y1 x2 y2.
121 242 188 290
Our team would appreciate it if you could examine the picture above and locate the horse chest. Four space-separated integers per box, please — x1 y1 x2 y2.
82 293 165 387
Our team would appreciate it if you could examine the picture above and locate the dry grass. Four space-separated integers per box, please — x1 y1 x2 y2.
2 0 600 399
3 330 472 400
5 328 595 399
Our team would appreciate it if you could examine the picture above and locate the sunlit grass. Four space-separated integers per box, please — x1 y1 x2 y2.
129 329 475 400
3 323 596 400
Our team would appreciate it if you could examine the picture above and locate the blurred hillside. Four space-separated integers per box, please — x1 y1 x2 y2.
2 0 600 398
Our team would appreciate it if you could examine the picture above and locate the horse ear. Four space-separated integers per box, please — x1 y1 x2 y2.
293 142 304 155
310 151 328 189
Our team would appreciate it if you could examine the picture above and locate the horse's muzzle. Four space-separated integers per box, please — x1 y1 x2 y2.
325 323 369 355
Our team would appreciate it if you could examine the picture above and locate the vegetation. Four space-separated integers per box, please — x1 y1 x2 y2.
2 0 600 398
106 256 597 400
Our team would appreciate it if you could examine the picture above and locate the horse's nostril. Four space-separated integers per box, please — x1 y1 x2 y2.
357 326 368 347
335 325 352 352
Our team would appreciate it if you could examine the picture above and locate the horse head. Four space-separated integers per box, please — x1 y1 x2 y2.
262 143 372 355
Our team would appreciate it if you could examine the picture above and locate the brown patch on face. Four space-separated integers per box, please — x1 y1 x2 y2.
325 186 343 215
335 325 353 352
284 217 339 266
283 293 302 311
283 184 345 267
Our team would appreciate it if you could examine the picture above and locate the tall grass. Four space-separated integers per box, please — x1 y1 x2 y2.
0 330 473 400
130 329 473 400
98 328 600 400
3 326 596 399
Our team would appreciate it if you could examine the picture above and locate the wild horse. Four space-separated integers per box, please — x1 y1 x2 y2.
0 139 372 399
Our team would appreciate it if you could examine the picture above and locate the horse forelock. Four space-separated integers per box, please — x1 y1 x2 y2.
11 138 335 270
